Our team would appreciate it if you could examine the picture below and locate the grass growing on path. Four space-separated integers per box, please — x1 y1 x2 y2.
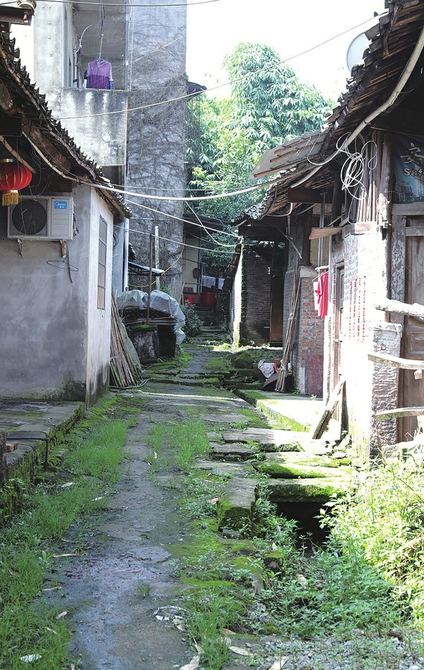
155 411 424 669
0 398 131 670
147 416 210 471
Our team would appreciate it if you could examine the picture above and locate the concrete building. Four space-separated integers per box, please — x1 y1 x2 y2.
12 0 188 300
0 21 129 404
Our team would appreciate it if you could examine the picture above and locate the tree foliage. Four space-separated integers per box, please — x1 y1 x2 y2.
186 42 332 225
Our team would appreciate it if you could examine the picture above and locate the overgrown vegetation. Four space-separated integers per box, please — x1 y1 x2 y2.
2 389 424 669
159 418 424 668
147 416 210 472
324 454 424 627
181 302 203 338
0 399 131 670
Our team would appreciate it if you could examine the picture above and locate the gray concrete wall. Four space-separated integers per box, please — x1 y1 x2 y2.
55 89 129 168
21 3 128 170
13 0 188 305
0 186 114 403
126 0 187 301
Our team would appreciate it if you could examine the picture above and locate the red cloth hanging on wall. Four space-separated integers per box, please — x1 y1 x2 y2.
315 272 329 318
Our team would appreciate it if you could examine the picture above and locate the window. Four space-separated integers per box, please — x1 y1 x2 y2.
97 217 107 310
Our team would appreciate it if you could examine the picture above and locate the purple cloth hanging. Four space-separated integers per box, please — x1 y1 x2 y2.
86 59 112 89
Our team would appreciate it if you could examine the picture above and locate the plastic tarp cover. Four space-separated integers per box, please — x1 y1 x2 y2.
116 289 186 344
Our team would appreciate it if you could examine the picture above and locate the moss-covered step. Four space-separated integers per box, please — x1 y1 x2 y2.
195 458 256 478
217 476 257 530
210 442 258 461
221 428 305 452
254 452 353 479
267 476 351 503
199 413 249 426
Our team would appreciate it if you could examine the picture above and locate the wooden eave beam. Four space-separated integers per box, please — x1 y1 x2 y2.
22 120 72 173
0 6 34 27
0 135 35 172
287 187 327 204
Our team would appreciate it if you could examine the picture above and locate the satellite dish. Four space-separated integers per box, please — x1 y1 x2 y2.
346 32 369 72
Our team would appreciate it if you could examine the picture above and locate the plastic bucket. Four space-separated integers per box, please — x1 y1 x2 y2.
201 293 216 307
184 295 195 306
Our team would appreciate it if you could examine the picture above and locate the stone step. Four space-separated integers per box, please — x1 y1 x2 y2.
267 476 351 503
217 476 257 531
254 451 352 479
210 443 257 461
222 428 306 452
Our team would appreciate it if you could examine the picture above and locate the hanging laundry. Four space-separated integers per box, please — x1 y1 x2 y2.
202 275 216 289
315 271 329 318
86 59 112 89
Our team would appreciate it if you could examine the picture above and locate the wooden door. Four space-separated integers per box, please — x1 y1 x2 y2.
399 220 424 440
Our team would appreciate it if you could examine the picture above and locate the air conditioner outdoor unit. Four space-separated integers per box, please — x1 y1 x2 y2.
7 196 74 240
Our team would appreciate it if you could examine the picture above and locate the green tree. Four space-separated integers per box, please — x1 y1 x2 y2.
187 42 332 225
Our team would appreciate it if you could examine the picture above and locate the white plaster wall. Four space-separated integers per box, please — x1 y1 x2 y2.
84 186 114 404
9 23 34 77
55 89 128 168
0 185 113 403
230 246 243 347
182 236 200 293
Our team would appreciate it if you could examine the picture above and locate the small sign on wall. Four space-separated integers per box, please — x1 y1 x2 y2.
394 133 424 203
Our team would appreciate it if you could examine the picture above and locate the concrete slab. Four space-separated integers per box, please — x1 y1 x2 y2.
0 400 84 477
267 476 351 503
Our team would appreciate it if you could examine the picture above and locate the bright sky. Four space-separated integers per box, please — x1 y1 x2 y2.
186 0 387 102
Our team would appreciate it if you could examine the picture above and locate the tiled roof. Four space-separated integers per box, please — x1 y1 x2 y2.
240 0 424 223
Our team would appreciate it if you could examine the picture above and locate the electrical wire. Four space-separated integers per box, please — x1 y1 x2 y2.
185 202 236 247
24 126 277 208
128 225 236 254
126 199 240 237
19 0 220 6
94 179 270 202
57 12 386 121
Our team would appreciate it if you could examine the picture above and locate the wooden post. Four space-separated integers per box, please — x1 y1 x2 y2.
147 232 153 325
154 225 160 290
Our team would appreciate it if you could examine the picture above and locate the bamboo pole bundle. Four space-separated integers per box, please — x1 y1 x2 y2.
110 293 144 388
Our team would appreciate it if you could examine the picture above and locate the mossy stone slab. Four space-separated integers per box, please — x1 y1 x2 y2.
222 428 305 451
255 452 353 479
217 477 257 530
267 477 351 502
194 458 256 477
210 443 258 461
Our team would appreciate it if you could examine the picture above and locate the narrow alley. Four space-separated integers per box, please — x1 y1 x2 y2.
32 334 423 670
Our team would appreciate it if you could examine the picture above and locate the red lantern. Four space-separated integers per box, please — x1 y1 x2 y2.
0 159 32 206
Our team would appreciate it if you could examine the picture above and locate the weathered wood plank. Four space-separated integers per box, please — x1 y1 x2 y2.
374 298 424 320
311 379 344 440
375 407 424 421
368 352 424 370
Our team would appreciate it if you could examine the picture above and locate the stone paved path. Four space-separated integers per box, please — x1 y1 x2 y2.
49 336 256 669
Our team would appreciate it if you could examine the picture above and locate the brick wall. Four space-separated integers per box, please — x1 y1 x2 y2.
326 227 399 452
296 275 324 396
241 251 271 344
